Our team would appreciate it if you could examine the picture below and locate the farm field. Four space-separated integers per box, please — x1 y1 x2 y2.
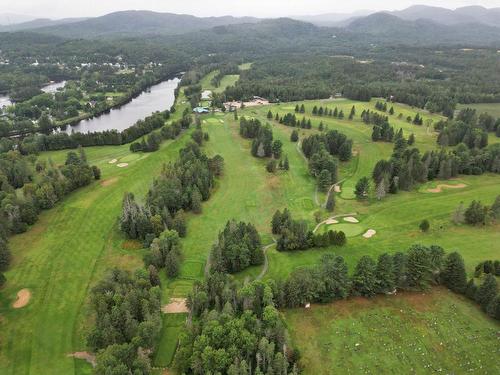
284 287 500 374
1 70 499 375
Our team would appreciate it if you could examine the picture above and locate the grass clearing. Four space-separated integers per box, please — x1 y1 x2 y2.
284 287 500 375
153 313 187 368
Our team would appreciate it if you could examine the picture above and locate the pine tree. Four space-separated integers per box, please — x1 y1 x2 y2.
376 179 386 200
191 188 203 214
290 130 299 142
405 245 433 290
441 252 467 293
408 133 415 145
486 295 500 320
352 256 378 297
234 109 238 120
283 155 290 171
318 170 332 192
465 278 478 300
267 110 273 119
476 274 498 311
319 122 324 131
349 105 356 120
325 191 335 212
354 177 370 199
375 253 396 293
419 219 430 232
300 104 305 113
295 104 299 113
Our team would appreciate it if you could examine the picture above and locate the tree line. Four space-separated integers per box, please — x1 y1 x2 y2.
120 141 223 242
0 148 99 287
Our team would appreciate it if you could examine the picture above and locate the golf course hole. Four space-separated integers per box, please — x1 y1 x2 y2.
363 229 377 238
12 289 31 309
322 223 365 237
427 183 466 193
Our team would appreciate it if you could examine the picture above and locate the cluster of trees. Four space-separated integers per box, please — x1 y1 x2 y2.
474 260 500 277
436 120 489 149
372 122 395 142
121 141 223 241
184 84 202 108
86 268 162 374
129 114 188 153
372 139 500 199
239 117 283 160
274 112 312 129
309 105 354 120
144 229 183 279
456 108 500 135
463 261 500 320
18 110 175 154
210 220 264 274
452 195 500 226
272 209 346 251
301 130 352 191
277 245 490 312
175 272 299 374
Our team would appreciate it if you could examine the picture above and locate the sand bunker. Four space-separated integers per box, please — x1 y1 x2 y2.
334 185 341 193
343 217 359 223
162 298 188 314
325 218 339 225
117 163 129 168
108 159 117 164
427 183 466 193
363 229 376 238
68 352 96 367
100 177 118 187
12 289 31 308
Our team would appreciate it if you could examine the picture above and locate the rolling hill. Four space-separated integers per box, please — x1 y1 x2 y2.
30 10 259 38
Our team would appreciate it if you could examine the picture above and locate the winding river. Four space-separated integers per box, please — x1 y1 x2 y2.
64 77 180 134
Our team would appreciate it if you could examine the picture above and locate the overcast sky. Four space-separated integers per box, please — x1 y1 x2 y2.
2 0 500 19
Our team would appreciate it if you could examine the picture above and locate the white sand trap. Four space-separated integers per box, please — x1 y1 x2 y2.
363 229 376 238
325 218 339 225
334 185 341 193
343 216 359 223
117 163 129 168
219 119 224 123
108 159 117 164
162 298 188 313
67 352 96 367
427 183 466 193
12 289 31 308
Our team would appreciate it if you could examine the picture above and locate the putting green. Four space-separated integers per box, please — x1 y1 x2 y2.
321 223 366 237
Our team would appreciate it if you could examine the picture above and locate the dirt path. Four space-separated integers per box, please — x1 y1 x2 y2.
256 240 277 280
313 213 358 233
12 289 31 308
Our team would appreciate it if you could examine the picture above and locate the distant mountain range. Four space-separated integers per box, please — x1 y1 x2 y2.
1 11 259 37
0 13 37 25
1 5 500 45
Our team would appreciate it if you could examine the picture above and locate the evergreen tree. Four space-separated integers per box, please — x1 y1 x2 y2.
318 169 332 192
290 130 299 142
283 155 290 171
419 219 430 232
465 278 478 300
349 106 356 120
393 252 407 289
441 252 467 293
476 274 498 311
375 253 396 293
352 256 377 297
405 245 433 290
191 188 203 214
464 200 486 225
319 122 324 131
491 195 500 220
325 191 335 212
294 104 299 113
486 295 500 320
300 104 305 113
354 177 370 199
408 133 415 145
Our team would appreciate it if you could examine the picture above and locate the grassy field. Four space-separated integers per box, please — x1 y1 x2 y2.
153 313 187 368
284 287 500 374
1 69 499 375
458 102 500 118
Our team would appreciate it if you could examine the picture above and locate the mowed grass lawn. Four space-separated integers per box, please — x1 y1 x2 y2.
0 103 193 374
284 287 500 375
241 100 500 281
